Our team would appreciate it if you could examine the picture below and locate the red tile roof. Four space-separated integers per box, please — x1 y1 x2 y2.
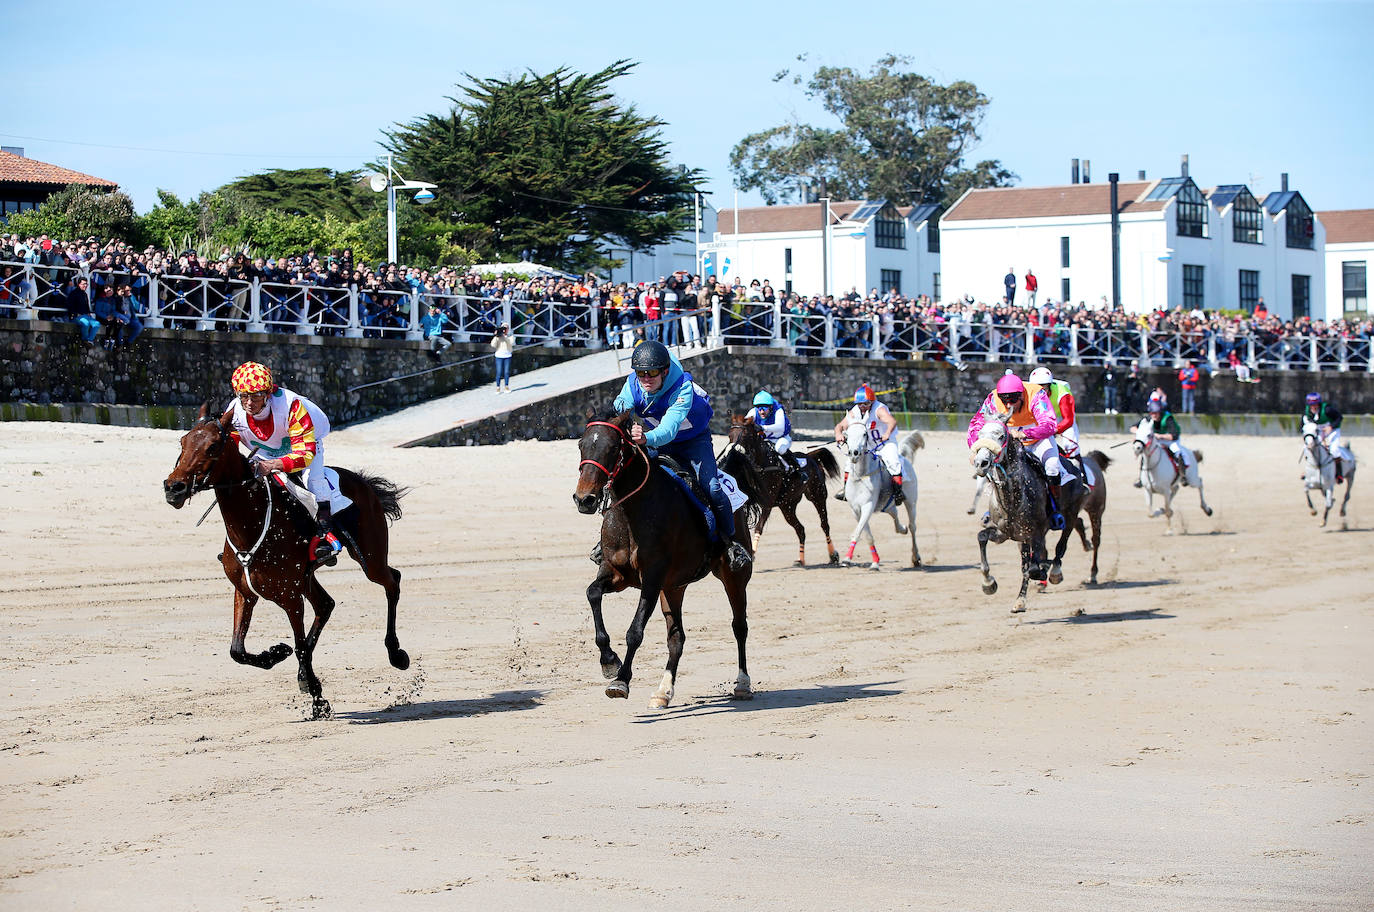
0 150 118 188
1318 209 1374 244
943 181 1163 221
715 201 868 235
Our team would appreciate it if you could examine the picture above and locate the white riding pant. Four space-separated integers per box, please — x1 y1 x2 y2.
1167 440 1194 468
874 438 902 477
1026 436 1062 479
1323 429 1353 461
772 435 792 455
301 442 342 510
1055 424 1080 458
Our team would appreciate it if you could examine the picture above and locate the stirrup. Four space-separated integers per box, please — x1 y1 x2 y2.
834 490 847 501
1049 512 1065 531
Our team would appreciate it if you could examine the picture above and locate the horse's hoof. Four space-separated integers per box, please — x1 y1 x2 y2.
1309 508 1318 516
1165 528 1175 536
267 643 293 665
1011 599 1027 614
868 562 880 571
600 662 621 680
828 554 840 566
966 507 975 515
310 698 332 720
1049 569 1063 585
389 649 410 671
793 560 806 567
982 580 998 595
1071 607 1086 617
647 695 671 710
732 674 753 699
1203 507 1214 517
912 559 922 569
605 680 629 699
1029 565 1048 582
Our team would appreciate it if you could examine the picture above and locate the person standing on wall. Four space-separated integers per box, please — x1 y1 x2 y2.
1004 267 1017 307
1024 269 1038 309
1178 361 1199 414
491 322 514 394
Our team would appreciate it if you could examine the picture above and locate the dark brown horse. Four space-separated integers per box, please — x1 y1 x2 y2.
163 403 409 717
573 411 761 709
723 413 842 566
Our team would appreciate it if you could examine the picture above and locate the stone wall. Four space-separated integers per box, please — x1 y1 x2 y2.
1 319 585 428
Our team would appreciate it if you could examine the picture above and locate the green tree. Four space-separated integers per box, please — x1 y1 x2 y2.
6 185 137 243
730 55 1016 208
383 60 701 273
135 190 201 251
220 167 375 220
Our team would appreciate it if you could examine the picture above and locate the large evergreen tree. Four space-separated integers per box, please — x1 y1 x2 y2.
220 168 375 220
384 60 701 273
730 55 1016 208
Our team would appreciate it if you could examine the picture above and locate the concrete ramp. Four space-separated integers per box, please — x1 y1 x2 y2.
329 343 721 449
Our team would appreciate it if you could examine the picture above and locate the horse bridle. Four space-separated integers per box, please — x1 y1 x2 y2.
581 420 649 510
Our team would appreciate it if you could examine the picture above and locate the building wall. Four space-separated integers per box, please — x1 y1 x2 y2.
1325 241 1374 320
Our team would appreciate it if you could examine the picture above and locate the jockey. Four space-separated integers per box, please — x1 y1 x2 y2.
613 340 751 571
1028 366 1080 463
746 389 798 475
833 384 905 505
1302 392 1350 483
226 362 342 564
967 371 1065 529
1133 399 1196 483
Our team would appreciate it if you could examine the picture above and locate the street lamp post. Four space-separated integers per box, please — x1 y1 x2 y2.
369 153 438 266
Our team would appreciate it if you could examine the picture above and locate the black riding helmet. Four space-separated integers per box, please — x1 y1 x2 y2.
630 340 671 373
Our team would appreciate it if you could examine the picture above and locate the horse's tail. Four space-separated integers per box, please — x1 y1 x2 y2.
809 446 841 481
1192 449 1204 466
900 431 926 461
355 470 408 523
1086 449 1111 470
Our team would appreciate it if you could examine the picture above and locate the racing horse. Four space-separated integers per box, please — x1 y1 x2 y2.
163 403 409 718
722 413 842 566
1133 417 1212 533
1302 418 1356 527
574 411 762 709
838 421 923 570
970 415 1105 613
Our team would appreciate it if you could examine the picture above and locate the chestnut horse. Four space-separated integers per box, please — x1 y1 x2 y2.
163 403 409 718
723 413 842 566
574 411 761 709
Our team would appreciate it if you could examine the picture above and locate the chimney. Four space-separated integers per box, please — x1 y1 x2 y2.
1138 170 1146 180
1071 159 1080 184
1082 160 1091 183
1281 172 1289 192
1181 154 1189 178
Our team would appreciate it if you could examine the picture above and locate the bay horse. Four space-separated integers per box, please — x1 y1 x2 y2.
1132 418 1212 533
971 416 1108 613
163 403 409 718
838 421 923 570
1302 418 1356 527
723 413 842 566
574 410 761 709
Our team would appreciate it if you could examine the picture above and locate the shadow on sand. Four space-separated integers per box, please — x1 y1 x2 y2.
1027 607 1175 625
632 680 901 723
336 689 545 724
1088 577 1177 590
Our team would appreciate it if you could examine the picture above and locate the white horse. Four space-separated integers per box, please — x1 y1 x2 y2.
1133 418 1212 533
1302 418 1356 527
840 421 923 569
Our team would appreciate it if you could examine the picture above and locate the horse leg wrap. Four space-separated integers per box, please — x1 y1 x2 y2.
846 541 857 560
869 545 880 564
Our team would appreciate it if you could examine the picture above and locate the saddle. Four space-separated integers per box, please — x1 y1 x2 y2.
656 455 721 543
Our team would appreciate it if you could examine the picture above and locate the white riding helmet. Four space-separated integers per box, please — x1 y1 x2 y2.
1028 367 1053 385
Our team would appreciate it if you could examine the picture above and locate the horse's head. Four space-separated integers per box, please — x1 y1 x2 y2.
1302 418 1320 451
970 418 1009 478
842 421 871 461
1132 418 1155 457
727 413 766 458
164 403 235 508
575 411 634 514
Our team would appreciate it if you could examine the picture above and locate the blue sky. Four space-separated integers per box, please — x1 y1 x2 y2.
4 0 1370 217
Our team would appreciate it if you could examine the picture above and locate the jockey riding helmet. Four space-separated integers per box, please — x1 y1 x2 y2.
1028 367 1053 385
1147 400 1163 413
995 372 1025 396
232 361 275 394
854 384 875 405
753 390 776 408
630 340 671 374
1306 391 1322 405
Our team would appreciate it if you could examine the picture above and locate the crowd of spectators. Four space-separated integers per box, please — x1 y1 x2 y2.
3 231 1371 368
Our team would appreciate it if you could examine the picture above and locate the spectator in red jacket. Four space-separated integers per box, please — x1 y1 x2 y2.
1025 269 1038 308
1178 361 1199 414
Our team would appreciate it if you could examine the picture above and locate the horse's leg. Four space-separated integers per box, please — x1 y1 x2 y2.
1305 487 1318 516
302 575 336 655
845 493 875 564
968 476 984 514
586 568 623 680
1075 515 1091 552
809 485 840 565
1194 472 1213 517
977 526 998 595
282 593 329 718
228 580 292 670
719 566 752 700
345 509 409 670
648 587 687 710
780 501 807 566
1340 471 1354 518
752 503 773 553
1013 541 1031 613
1088 505 1103 586
1048 522 1071 585
608 573 664 699
905 487 921 568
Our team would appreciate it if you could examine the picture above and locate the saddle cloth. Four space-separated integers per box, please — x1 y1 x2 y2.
275 466 354 518
657 462 747 543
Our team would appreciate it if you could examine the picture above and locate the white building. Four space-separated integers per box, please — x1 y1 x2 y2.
1318 209 1372 322
940 175 1328 320
602 206 716 286
709 200 942 300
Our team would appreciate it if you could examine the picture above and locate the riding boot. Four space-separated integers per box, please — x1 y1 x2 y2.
709 490 752 571
314 502 342 567
1046 481 1066 531
890 474 906 506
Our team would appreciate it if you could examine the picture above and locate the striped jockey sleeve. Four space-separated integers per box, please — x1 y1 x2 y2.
278 399 318 473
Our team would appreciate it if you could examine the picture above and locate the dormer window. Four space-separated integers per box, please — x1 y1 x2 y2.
1232 190 1262 244
875 211 905 249
1176 181 1208 239
1285 195 1314 249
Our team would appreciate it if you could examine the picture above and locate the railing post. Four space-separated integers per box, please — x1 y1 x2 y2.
948 320 961 363
769 299 785 348
143 274 163 328
1308 335 1318 372
1338 338 1348 372
1023 325 1034 364
246 279 266 333
867 315 882 360
405 292 423 340
989 325 1002 362
296 289 314 336
1139 329 1151 367
1069 324 1081 365
1207 333 1218 370
16 264 37 319
821 313 837 358
1246 335 1256 372
709 296 723 347
1367 339 1374 374
344 285 362 338
454 294 471 342
195 278 214 332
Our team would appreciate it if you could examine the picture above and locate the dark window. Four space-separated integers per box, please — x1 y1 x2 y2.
1286 196 1314 249
874 214 905 249
1183 265 1205 310
926 221 940 253
1342 260 1367 318
1238 269 1259 311
1176 181 1209 238
1061 278 1070 303
784 247 792 275
880 269 901 294
932 272 941 302
1232 191 1263 244
1060 236 1070 268
1291 274 1310 318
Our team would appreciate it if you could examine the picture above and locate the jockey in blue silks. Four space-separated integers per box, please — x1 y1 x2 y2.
613 340 752 571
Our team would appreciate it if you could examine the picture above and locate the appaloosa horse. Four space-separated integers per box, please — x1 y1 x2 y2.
723 413 842 566
574 411 761 709
164 404 409 718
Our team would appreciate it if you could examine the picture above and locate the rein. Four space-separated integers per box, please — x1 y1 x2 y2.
581 420 651 511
